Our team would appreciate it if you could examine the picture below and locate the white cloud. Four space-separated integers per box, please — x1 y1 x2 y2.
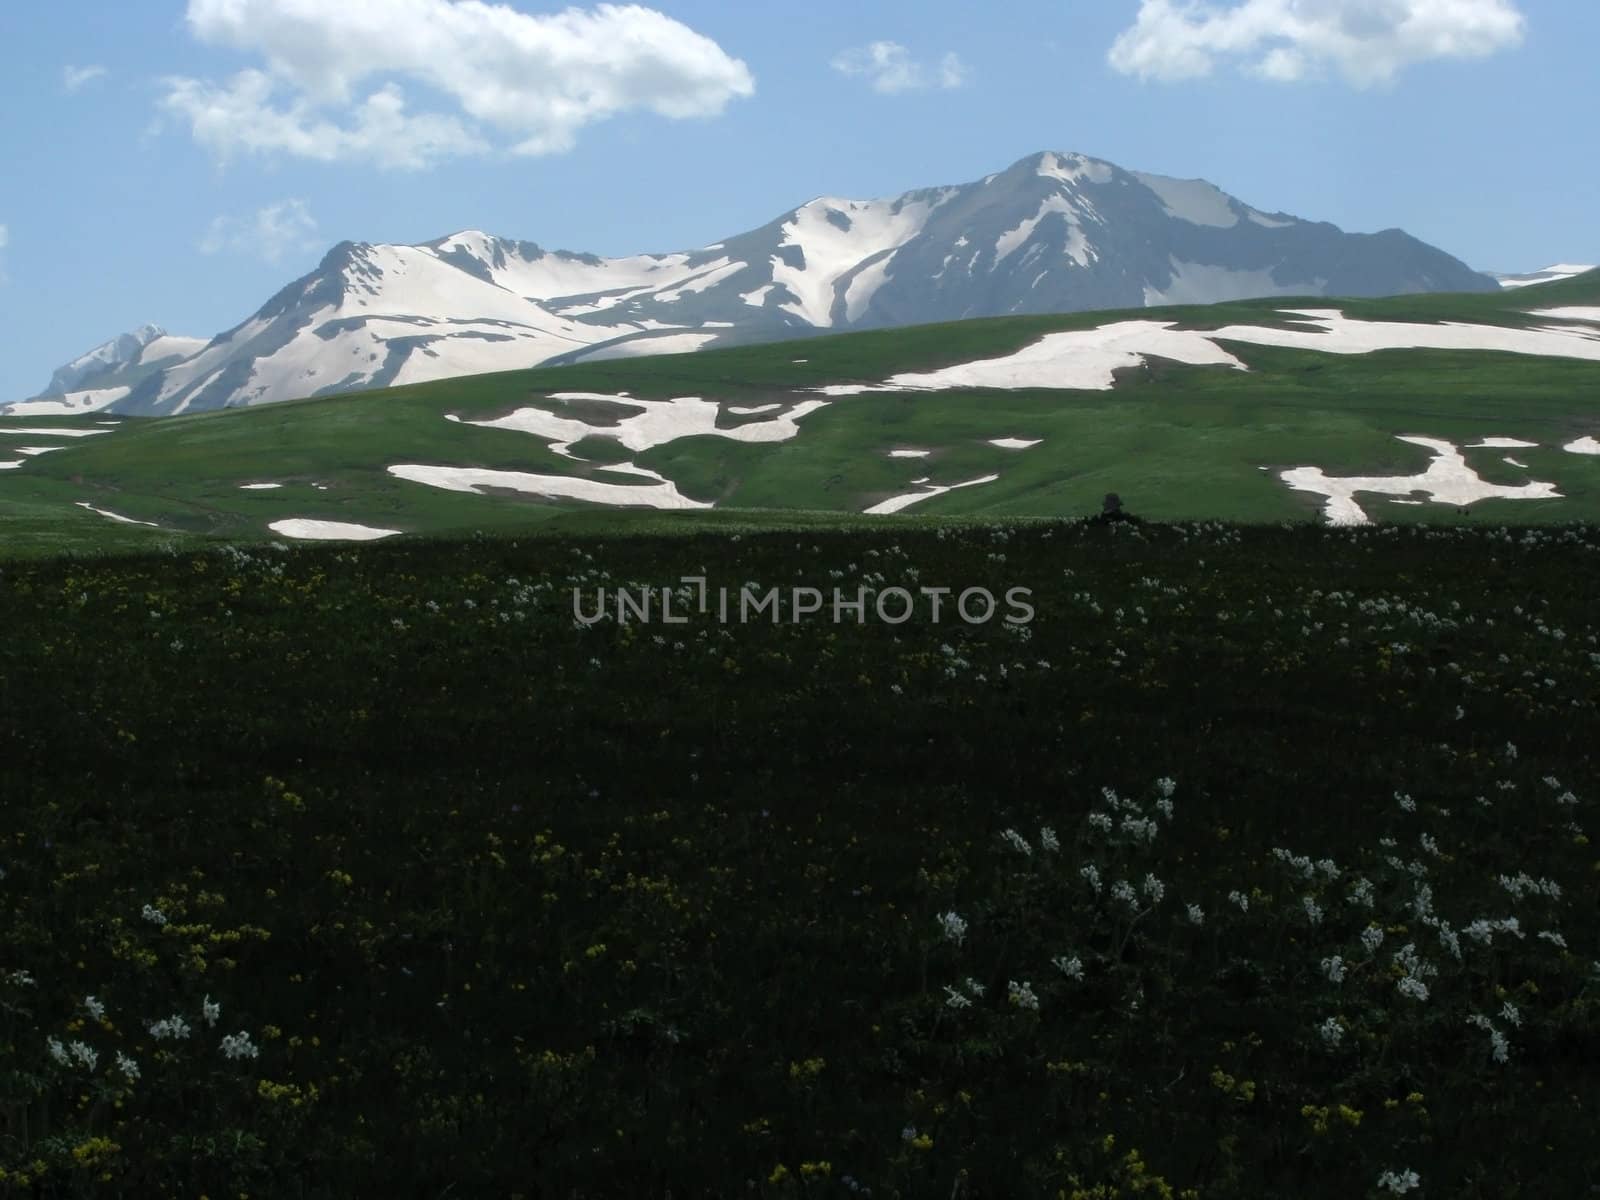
63 65 109 93
831 42 970 94
1108 0 1526 88
160 0 754 169
200 200 320 264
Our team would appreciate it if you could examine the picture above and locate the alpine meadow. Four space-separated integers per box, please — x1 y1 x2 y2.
2 2 1599 1198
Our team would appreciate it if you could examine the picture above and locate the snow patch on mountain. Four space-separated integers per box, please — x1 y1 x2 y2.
1036 152 1113 186
996 194 1093 266
771 195 947 326
1132 173 1239 228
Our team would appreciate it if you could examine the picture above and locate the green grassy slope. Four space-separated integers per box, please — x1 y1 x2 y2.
3 272 1598 556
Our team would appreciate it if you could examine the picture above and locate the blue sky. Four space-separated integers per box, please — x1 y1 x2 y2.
1 0 1595 401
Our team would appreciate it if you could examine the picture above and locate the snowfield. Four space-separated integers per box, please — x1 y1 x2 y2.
73 502 161 528
1 386 131 417
268 519 402 540
386 465 711 510
815 321 1247 394
1527 307 1600 324
0 426 113 438
865 473 1001 515
1279 437 1562 526
447 393 829 456
813 309 1600 397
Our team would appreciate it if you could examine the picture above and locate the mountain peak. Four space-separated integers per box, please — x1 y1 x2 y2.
39 323 170 397
12 151 1499 415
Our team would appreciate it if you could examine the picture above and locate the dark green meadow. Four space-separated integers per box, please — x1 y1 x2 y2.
3 517 1599 1197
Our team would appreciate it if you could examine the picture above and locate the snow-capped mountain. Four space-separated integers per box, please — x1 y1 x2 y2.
1489 263 1597 289
9 151 1498 417
44 324 206 395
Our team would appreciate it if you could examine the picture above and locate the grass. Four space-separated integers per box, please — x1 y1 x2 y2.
2 517 1598 1196
3 271 1599 555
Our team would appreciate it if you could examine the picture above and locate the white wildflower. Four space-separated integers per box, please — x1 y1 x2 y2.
1052 954 1084 981
1321 955 1346 984
1000 828 1032 857
1318 1016 1344 1049
148 1015 192 1041
1141 873 1165 904
1185 903 1204 926
1039 826 1060 853
201 995 221 1027
115 1051 139 1082
141 904 168 927
937 911 968 947
1490 1028 1511 1062
220 1031 259 1061
1396 976 1430 1002
1361 925 1384 954
47 1036 69 1066
1121 815 1158 843
1377 1167 1421 1195
83 995 106 1022
1080 864 1103 894
943 985 972 1010
1228 889 1249 913
1437 923 1461 961
1007 980 1039 1011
